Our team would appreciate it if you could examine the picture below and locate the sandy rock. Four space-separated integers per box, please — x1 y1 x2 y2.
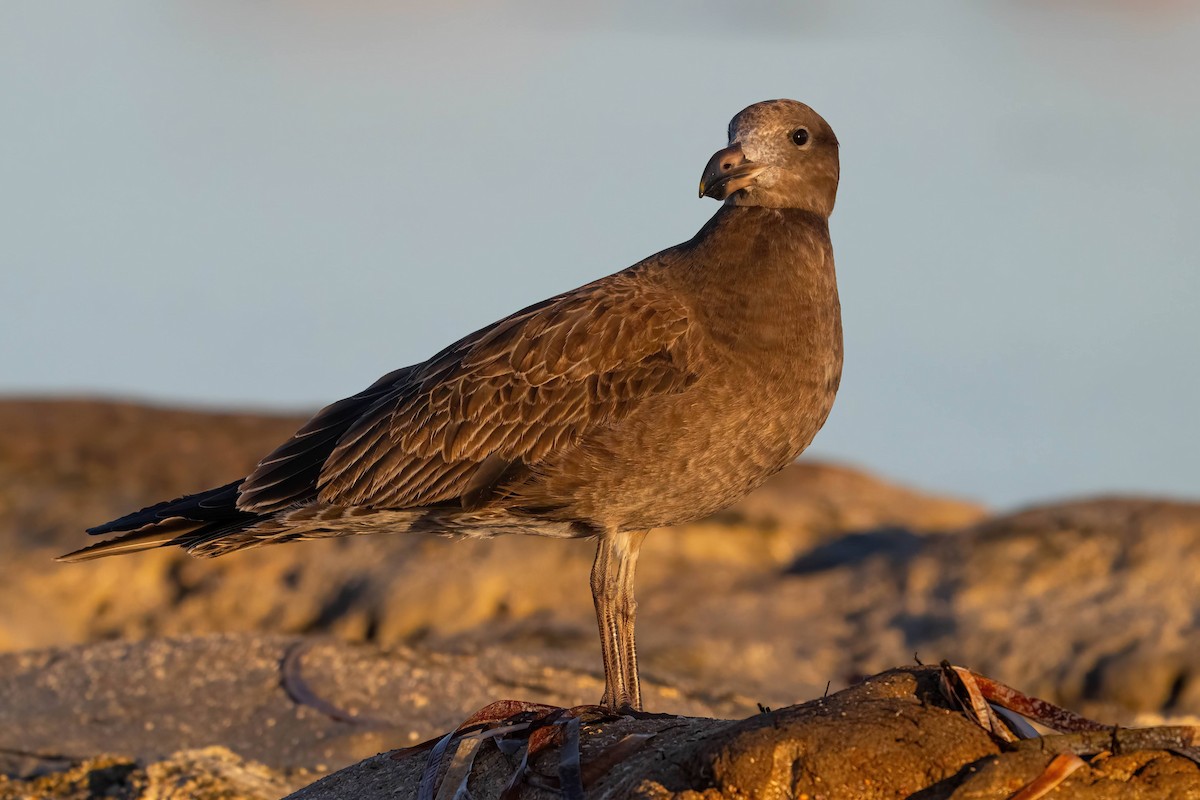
0 399 983 657
286 667 1200 800
946 748 1200 800
706 457 986 545
0 399 305 553
876 498 1200 719
7 400 1200 728
0 748 294 800
0 634 735 781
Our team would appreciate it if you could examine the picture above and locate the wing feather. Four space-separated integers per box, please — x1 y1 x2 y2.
241 266 700 513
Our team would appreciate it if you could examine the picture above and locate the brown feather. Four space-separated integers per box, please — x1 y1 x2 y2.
309 268 699 509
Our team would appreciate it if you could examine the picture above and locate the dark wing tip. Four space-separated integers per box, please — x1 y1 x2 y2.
85 480 244 536
59 526 185 562
57 547 95 563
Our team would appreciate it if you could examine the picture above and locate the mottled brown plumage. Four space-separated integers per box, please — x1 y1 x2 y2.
63 99 843 712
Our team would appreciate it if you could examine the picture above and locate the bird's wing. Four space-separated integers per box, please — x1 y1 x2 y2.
231 367 416 513
236 266 701 513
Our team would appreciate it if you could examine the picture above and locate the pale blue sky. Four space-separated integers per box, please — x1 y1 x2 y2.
1 1 1197 507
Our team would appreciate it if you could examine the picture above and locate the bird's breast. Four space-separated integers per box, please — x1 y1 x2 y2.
541 217 843 531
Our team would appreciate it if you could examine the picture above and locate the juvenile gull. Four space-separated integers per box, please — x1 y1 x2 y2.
63 99 843 712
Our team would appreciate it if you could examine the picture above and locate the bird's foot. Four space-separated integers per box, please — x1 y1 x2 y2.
396 699 627 799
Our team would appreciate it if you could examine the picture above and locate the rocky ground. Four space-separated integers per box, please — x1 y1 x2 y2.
1 398 1199 798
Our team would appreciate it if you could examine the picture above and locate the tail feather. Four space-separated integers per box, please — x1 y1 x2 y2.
87 481 245 536
58 520 203 562
69 478 264 562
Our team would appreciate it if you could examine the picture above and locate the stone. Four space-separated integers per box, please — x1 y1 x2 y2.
287 667 1200 800
0 634 734 781
0 748 294 800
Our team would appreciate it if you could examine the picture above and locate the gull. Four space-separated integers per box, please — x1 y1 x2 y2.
63 99 843 712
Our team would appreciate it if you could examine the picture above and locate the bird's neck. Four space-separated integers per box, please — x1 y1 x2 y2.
685 205 834 288
693 204 829 244
679 204 840 353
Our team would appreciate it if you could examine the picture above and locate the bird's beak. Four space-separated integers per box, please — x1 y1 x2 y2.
699 144 765 200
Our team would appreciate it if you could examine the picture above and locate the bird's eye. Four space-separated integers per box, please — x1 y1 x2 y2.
791 128 810 147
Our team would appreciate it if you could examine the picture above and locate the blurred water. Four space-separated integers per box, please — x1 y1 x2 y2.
1 1 1197 507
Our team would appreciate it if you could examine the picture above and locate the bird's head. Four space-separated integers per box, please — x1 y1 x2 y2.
699 99 839 216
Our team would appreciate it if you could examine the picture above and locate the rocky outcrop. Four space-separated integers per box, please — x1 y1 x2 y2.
4 399 1200 796
0 400 984 692
874 499 1200 720
4 640 1196 799
0 635 734 782
289 667 1199 800
0 749 293 800
0 399 306 555
6 401 1200 720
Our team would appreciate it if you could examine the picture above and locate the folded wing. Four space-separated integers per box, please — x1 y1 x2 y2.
237 266 701 514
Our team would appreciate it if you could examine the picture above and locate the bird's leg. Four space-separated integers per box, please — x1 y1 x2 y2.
590 529 649 712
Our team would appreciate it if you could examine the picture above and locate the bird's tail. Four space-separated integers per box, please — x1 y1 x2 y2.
58 522 205 562
60 479 264 563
